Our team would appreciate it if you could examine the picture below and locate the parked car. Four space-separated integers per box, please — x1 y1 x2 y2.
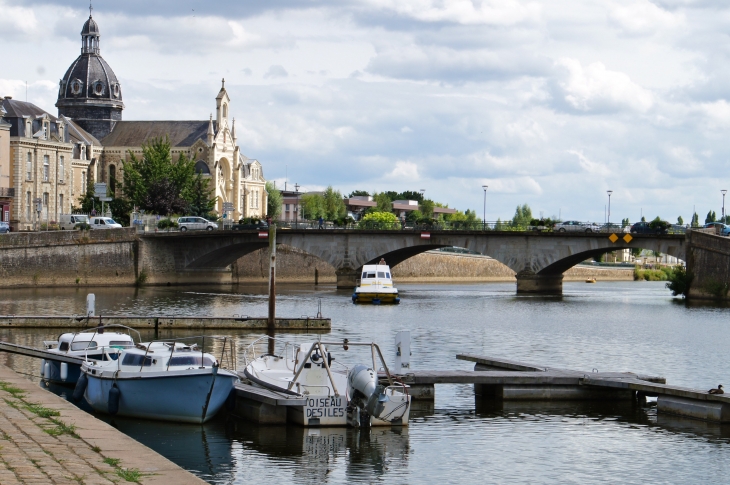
231 220 269 231
630 221 668 234
599 223 630 233
177 216 218 231
553 221 601 233
59 214 90 230
89 217 122 230
703 222 730 236
0 222 9 234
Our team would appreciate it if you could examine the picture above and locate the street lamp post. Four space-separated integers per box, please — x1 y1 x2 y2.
482 185 488 229
607 190 613 227
295 183 300 229
722 190 727 222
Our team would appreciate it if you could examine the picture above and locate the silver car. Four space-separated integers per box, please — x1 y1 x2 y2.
0 222 9 234
177 217 218 232
554 221 601 233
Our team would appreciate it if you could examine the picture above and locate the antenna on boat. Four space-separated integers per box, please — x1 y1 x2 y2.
317 298 322 318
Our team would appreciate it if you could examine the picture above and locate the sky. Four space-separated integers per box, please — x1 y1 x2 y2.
1 0 730 223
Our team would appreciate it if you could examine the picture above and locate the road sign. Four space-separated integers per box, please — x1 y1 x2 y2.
98 197 112 202
223 202 234 211
94 183 107 198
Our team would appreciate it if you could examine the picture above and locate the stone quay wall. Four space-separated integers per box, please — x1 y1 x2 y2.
234 246 634 283
0 228 137 288
686 229 730 300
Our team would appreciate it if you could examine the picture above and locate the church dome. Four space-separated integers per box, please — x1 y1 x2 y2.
56 12 124 140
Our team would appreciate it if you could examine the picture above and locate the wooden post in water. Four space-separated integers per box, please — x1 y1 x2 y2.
267 224 277 355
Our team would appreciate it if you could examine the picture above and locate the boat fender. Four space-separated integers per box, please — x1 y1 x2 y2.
226 388 237 412
44 362 51 380
108 384 121 416
60 363 68 382
72 373 88 402
328 352 334 367
40 359 46 376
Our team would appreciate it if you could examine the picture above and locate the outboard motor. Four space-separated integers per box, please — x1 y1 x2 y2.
347 365 378 426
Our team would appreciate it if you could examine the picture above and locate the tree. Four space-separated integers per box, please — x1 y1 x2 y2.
677 215 684 225
323 186 346 220
187 173 217 217
666 265 693 298
121 137 196 214
705 210 717 223
348 190 370 197
300 193 325 220
511 204 533 227
420 199 435 218
266 181 282 219
691 212 699 227
621 218 630 228
631 248 642 258
641 215 646 222
373 192 393 213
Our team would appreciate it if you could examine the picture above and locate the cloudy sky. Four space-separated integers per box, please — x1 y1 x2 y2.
2 0 729 222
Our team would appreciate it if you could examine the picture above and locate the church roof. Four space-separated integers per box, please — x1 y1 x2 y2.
82 16 99 35
2 98 58 121
101 120 217 147
61 115 100 145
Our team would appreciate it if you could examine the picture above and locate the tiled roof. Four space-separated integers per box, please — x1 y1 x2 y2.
101 120 216 147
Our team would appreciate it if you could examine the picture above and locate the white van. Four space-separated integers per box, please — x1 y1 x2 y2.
59 214 90 230
89 217 122 230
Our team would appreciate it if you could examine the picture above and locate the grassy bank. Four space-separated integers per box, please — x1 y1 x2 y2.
634 266 674 281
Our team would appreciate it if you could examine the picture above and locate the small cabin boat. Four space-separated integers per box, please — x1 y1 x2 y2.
586 278 597 283
76 337 238 423
352 261 400 304
244 337 411 427
41 325 138 385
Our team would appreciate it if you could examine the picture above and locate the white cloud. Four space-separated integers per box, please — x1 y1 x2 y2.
264 65 289 79
386 161 420 180
567 149 611 177
608 0 683 35
365 0 542 26
555 58 654 113
0 2 39 38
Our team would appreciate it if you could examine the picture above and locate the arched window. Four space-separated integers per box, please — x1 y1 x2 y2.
194 161 211 174
26 153 32 180
59 156 64 182
222 104 228 119
109 165 116 194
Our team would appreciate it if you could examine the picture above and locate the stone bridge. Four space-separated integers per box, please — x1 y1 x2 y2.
138 229 686 294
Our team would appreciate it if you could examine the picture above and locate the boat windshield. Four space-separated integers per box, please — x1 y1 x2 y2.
377 272 386 278
70 341 97 351
122 353 153 366
168 355 215 367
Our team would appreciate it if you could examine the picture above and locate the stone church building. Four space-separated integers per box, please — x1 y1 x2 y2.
1 10 267 229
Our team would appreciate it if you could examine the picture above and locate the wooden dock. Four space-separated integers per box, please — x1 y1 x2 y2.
390 354 730 423
0 341 85 364
0 315 331 330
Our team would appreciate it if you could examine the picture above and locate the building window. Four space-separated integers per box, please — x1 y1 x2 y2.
43 192 49 207
286 204 290 211
59 194 64 214
81 171 86 191
26 192 31 219
254 190 259 209
26 153 32 180
109 165 116 194
59 156 64 182
43 156 49 182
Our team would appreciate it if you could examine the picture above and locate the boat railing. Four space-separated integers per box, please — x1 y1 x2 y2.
242 335 297 370
83 345 125 363
66 324 142 353
126 335 235 373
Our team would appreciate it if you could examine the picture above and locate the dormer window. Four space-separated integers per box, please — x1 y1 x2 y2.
70 79 83 96
93 81 105 96
112 83 120 98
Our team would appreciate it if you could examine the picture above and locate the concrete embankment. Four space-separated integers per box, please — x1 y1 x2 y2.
234 247 634 283
0 364 205 484
0 316 330 330
686 229 730 300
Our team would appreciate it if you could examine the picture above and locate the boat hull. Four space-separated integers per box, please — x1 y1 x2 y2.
352 292 400 304
84 369 237 423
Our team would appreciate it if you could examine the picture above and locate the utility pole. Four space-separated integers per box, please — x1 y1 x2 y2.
482 185 488 228
607 190 613 226
294 183 300 229
267 223 276 354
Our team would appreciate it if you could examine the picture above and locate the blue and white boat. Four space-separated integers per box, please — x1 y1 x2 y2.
41 325 138 385
76 337 238 423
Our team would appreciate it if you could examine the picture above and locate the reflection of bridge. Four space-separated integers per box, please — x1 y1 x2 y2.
138 229 686 294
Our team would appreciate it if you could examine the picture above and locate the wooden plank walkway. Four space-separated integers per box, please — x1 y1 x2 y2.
0 341 85 365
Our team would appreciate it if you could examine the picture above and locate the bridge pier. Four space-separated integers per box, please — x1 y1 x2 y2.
335 268 360 289
515 271 563 295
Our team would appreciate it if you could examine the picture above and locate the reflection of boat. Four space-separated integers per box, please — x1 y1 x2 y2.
244 338 410 427
586 278 597 283
352 263 400 304
77 336 238 423
41 325 138 385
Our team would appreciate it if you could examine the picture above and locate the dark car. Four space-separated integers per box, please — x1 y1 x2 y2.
630 221 668 234
231 220 269 231
703 222 730 236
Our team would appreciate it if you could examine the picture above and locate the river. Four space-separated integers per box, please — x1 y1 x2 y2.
1 281 729 484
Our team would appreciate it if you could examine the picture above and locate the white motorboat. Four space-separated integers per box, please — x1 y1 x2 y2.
244 338 410 427
352 262 400 304
75 336 239 423
41 325 138 385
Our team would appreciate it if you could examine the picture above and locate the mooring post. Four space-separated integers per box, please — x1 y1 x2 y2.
267 224 277 355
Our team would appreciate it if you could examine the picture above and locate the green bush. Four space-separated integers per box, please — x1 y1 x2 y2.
74 222 91 231
634 266 669 281
157 218 178 230
666 265 693 298
359 211 399 230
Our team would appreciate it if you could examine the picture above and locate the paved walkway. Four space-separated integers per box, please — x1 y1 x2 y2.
0 365 206 485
